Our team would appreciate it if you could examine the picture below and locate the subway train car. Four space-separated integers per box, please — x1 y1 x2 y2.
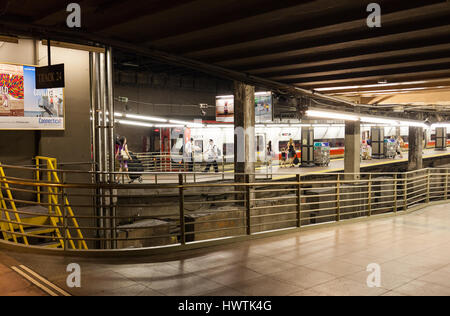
156 124 448 166
186 125 438 162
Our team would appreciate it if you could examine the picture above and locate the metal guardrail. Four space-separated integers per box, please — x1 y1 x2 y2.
0 162 448 254
133 152 271 174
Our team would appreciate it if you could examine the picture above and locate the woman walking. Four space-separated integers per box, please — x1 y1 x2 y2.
288 139 296 168
115 136 132 183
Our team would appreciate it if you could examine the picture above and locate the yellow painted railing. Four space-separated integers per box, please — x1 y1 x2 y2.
35 156 88 250
0 164 29 245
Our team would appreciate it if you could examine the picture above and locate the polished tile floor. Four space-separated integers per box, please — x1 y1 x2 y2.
0 255 45 296
2 202 450 296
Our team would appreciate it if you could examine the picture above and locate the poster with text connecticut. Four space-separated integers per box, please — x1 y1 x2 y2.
0 63 64 130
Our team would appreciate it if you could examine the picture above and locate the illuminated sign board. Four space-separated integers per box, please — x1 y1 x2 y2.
215 92 273 123
0 63 64 130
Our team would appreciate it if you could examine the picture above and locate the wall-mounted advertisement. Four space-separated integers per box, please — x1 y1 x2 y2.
255 91 273 123
215 92 273 123
215 95 234 123
0 63 64 130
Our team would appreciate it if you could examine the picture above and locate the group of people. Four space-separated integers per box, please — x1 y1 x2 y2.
279 139 298 168
362 135 405 160
184 138 221 173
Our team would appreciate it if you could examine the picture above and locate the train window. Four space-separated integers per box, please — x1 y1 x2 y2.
315 138 344 148
194 140 203 153
256 135 265 152
223 143 234 156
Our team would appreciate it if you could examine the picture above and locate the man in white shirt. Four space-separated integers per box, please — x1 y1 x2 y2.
204 139 219 173
184 138 194 172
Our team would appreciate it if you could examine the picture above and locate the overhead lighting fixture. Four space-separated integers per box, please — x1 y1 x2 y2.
154 124 184 128
118 120 153 128
432 123 450 128
169 119 204 127
360 117 399 125
402 121 427 128
114 112 123 117
306 110 359 121
125 114 167 123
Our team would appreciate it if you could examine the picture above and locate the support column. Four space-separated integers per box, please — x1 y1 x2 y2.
301 127 315 167
436 127 447 151
344 121 361 180
408 126 424 171
234 82 255 184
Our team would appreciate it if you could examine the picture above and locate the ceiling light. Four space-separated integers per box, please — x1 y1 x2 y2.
125 114 167 123
306 110 359 121
118 120 153 128
360 117 399 125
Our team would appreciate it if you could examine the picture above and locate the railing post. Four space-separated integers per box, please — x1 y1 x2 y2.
426 169 431 204
296 174 301 228
36 158 40 204
179 174 186 245
368 174 372 217
394 174 398 213
404 173 408 211
336 174 341 222
445 170 449 201
61 172 67 251
246 174 252 235
222 159 225 181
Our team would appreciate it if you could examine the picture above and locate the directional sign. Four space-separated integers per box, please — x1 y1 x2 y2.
35 64 65 89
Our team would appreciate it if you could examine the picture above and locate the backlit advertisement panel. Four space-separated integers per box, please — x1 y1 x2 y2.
0 63 64 130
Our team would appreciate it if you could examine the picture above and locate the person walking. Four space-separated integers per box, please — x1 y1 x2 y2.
266 141 274 173
184 138 195 172
288 139 296 167
203 139 219 173
115 136 132 183
395 136 404 159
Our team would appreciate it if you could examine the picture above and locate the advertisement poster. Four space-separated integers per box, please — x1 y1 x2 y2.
0 63 64 130
215 95 234 123
215 92 273 123
255 92 273 123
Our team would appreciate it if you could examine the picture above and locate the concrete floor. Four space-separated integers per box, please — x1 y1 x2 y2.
2 202 450 296
137 149 450 183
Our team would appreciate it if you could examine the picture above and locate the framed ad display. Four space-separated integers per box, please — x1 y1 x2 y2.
0 63 65 130
215 95 234 123
255 91 273 123
215 92 273 123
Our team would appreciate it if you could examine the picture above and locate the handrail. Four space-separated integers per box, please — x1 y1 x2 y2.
0 160 448 254
35 157 88 250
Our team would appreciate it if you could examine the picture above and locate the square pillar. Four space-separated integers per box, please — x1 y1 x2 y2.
345 121 361 180
301 127 315 167
234 82 255 183
371 127 385 159
436 127 447 151
408 126 423 171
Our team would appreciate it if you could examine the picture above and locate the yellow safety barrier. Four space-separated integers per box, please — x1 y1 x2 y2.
0 164 29 245
35 157 88 250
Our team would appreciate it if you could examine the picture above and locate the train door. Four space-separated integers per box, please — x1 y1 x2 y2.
256 134 266 163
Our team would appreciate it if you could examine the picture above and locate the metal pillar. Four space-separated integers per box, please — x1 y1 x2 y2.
106 47 116 249
234 81 256 184
371 127 384 159
345 121 361 180
301 127 314 167
436 127 447 151
408 126 424 171
90 49 116 249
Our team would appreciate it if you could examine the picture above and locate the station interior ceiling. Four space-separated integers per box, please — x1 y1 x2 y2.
1 0 450 118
